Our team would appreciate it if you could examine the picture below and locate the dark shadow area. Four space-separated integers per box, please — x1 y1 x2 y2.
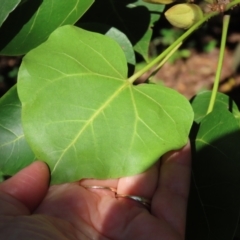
0 57 21 97
77 0 151 50
0 0 43 52
227 84 240 109
95 126 240 239
186 124 240 239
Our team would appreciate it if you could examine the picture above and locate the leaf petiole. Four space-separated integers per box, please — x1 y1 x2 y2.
128 17 212 84
147 42 183 81
207 14 231 114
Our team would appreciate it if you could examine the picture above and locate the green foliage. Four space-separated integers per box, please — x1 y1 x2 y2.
191 91 240 124
17 25 192 184
203 39 217 53
159 28 184 46
79 23 136 66
1 0 240 239
78 0 165 62
168 49 191 63
0 0 94 55
187 91 240 240
0 1 193 184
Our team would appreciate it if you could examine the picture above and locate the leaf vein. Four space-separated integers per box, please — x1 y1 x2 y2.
134 88 175 124
58 0 80 26
77 39 124 79
52 83 129 172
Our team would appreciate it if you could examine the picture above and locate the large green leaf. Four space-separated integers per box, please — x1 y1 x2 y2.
17 25 193 184
186 108 240 239
0 85 35 179
78 0 165 62
0 0 94 55
0 0 21 27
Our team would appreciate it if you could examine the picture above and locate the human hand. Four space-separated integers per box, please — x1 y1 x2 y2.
0 143 191 240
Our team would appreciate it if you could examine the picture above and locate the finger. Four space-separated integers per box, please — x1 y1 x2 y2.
117 162 159 199
0 161 50 212
151 142 191 238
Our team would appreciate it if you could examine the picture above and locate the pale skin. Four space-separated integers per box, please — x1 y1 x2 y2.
0 143 191 240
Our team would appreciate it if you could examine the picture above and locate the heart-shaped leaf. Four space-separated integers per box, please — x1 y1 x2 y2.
0 85 36 178
0 0 94 55
18 25 193 184
0 0 21 28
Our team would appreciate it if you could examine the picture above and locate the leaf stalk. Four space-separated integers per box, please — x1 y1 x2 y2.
207 14 231 114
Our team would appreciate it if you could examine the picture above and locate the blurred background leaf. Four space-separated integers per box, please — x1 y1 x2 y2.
0 0 94 55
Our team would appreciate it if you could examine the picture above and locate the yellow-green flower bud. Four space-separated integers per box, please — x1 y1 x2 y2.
143 0 175 5
165 4 204 29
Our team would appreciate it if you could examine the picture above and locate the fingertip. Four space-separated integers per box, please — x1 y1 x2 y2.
0 161 50 212
162 142 191 167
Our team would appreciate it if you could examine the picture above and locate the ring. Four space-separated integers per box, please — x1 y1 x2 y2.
116 194 151 210
81 185 151 210
81 185 117 192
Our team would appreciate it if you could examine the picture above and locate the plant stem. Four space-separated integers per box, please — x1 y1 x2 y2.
127 0 240 84
146 42 183 81
128 15 211 84
207 14 231 114
227 0 240 9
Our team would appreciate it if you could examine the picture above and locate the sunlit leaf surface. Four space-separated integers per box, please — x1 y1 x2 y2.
18 25 193 184
79 23 136 66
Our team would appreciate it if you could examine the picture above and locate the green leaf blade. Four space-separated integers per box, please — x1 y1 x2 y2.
18 25 193 184
134 84 193 145
80 23 136 67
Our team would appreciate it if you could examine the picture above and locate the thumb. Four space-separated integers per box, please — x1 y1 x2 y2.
0 161 50 213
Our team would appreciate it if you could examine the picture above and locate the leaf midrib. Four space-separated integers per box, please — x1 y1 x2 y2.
52 81 130 173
